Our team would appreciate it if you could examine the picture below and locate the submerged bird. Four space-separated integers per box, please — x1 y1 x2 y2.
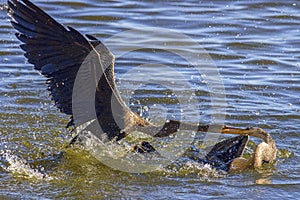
7 0 276 172
222 126 277 172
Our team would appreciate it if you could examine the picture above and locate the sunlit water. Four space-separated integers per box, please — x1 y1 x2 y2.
0 0 299 199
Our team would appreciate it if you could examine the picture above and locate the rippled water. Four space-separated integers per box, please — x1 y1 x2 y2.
0 0 299 199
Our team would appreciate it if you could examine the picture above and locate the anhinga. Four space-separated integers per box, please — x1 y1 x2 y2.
7 0 276 172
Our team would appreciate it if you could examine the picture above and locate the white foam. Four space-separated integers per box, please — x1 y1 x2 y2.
1 151 53 181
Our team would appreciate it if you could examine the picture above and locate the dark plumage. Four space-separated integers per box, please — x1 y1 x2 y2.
8 0 276 172
8 0 148 142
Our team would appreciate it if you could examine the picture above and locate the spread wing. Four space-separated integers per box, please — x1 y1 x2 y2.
8 0 147 141
205 135 249 172
8 0 92 116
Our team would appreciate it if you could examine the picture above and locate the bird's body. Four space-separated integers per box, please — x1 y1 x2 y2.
7 0 277 172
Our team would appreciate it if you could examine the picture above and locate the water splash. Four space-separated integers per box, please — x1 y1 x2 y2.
1 151 53 181
76 130 228 177
162 159 227 179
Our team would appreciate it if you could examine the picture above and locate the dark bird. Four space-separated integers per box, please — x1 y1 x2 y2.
222 127 277 172
7 0 276 172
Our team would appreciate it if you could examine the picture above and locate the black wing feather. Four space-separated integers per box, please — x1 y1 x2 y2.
8 0 145 142
8 0 95 117
205 135 249 172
